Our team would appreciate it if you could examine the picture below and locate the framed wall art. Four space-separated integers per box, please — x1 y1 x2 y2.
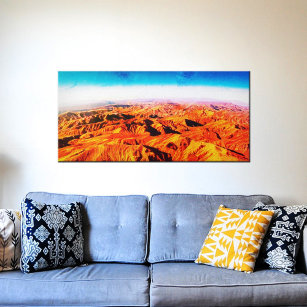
58 71 250 162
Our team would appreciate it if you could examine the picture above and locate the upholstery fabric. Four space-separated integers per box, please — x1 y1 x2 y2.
253 202 307 274
0 263 149 306
148 194 275 263
26 192 149 263
84 195 149 263
21 198 84 273
0 209 21 271
195 205 274 272
150 262 307 306
26 192 87 206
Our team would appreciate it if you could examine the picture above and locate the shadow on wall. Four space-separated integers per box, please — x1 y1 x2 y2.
0 154 22 209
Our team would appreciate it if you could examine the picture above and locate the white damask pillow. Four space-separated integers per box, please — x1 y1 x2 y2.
0 209 21 271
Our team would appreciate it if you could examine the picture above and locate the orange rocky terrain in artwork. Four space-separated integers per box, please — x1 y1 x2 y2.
58 102 249 162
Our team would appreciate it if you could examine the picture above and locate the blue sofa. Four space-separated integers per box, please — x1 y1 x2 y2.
0 193 306 306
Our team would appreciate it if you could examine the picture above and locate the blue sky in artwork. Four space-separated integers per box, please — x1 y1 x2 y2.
58 71 249 89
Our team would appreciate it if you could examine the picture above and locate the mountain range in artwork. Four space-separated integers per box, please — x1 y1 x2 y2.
58 71 250 162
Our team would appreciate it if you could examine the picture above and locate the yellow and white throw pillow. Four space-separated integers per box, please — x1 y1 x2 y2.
195 205 274 273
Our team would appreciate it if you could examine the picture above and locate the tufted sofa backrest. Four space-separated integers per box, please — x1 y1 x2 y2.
26 192 149 264
148 194 275 263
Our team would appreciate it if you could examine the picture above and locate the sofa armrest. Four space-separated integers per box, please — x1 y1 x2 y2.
297 225 307 274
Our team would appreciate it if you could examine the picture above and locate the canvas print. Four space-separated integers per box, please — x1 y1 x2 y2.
58 71 250 162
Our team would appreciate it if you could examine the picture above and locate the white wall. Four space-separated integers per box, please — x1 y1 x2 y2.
0 0 306 209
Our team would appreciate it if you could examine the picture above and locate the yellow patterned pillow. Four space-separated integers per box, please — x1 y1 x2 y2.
195 205 274 273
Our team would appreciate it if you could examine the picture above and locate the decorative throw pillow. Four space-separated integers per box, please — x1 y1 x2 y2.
0 209 21 271
253 202 307 274
21 198 84 273
195 205 274 273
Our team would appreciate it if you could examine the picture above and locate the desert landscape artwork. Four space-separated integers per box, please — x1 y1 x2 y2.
58 71 250 162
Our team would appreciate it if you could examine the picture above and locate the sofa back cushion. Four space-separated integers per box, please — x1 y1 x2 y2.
148 194 275 263
26 192 149 263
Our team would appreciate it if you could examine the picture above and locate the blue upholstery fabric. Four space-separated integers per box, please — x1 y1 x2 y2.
84 195 149 263
26 192 87 206
150 263 307 306
26 192 149 263
0 263 149 306
148 194 275 263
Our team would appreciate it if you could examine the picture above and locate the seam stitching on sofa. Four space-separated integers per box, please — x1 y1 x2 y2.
151 193 274 199
0 277 148 282
151 281 307 287
147 195 154 263
144 196 150 263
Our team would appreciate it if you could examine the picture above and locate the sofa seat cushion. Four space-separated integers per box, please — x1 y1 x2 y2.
150 263 307 306
0 263 149 306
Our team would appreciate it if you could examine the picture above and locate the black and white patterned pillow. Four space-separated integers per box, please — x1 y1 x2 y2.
21 198 84 273
253 202 307 274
